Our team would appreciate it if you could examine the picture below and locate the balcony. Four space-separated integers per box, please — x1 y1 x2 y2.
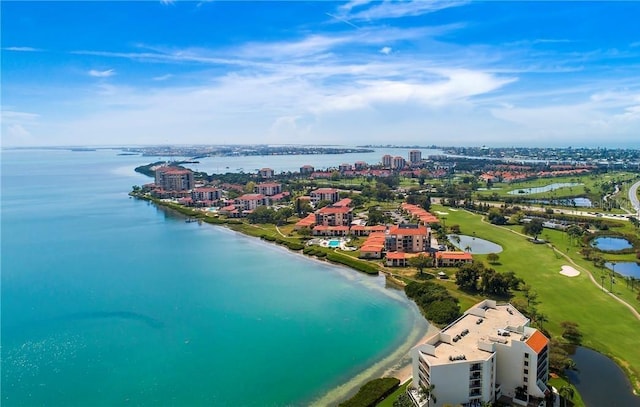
470 363 482 372
469 372 481 380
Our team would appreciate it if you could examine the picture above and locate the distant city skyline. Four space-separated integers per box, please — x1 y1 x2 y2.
2 1 640 148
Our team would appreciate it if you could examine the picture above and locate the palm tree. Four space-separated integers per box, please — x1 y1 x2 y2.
559 385 575 407
418 384 438 407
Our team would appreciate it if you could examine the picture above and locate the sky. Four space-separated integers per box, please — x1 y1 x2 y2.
2 1 640 148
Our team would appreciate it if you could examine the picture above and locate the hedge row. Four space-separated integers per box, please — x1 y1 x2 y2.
338 377 400 407
303 246 328 258
326 252 379 275
260 235 305 251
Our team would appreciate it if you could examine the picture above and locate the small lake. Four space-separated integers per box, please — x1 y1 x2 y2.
507 182 582 195
591 237 633 251
606 262 640 279
526 197 593 207
447 235 503 254
566 346 640 407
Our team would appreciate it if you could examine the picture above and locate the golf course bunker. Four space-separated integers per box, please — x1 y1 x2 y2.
447 235 503 254
560 265 580 277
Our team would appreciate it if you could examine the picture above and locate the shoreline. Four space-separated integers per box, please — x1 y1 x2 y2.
140 194 434 404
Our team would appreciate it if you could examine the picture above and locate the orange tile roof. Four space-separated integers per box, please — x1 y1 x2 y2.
360 245 384 252
295 214 316 227
389 225 428 236
526 330 549 354
436 251 472 260
318 206 352 214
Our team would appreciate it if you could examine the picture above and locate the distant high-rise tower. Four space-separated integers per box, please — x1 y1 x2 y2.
382 154 393 168
392 156 406 170
409 150 422 164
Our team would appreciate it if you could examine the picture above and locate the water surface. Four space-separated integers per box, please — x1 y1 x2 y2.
1 149 422 406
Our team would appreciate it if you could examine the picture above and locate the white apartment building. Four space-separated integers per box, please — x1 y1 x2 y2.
410 299 550 407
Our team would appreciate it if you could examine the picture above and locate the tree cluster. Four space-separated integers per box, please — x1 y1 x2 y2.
405 281 461 325
455 262 522 297
247 206 293 225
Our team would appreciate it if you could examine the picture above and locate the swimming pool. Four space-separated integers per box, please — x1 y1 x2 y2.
328 239 341 248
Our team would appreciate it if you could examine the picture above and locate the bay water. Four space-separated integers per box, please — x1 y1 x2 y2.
1 149 425 406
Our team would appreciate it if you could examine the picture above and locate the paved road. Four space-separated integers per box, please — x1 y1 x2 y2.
629 179 640 216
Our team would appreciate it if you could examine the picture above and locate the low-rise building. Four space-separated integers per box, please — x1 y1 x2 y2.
436 251 473 267
254 182 282 196
258 168 274 178
191 187 222 202
410 299 550 407
315 205 353 226
235 194 268 211
310 188 340 204
300 165 315 175
386 224 430 253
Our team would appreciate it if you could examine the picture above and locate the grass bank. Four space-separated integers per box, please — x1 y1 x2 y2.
433 204 640 394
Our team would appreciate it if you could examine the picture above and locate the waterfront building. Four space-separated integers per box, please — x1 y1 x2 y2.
235 194 269 211
155 166 194 191
392 156 406 170
310 188 340 204
385 224 430 253
315 205 353 227
300 165 315 175
410 299 550 407
382 154 393 168
358 232 387 259
409 150 422 164
354 161 368 170
259 168 275 178
339 163 353 173
435 251 473 267
312 225 350 237
254 182 282 196
191 187 222 202
385 251 419 267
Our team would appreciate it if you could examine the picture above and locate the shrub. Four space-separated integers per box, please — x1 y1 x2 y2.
339 378 400 407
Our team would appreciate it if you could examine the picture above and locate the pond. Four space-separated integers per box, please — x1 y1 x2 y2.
606 262 640 279
591 237 633 251
447 235 503 254
507 182 582 195
526 197 593 207
566 346 640 407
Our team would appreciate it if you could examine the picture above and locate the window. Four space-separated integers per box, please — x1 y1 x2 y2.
524 361 529 366
524 377 528 382
524 369 529 374
524 353 529 359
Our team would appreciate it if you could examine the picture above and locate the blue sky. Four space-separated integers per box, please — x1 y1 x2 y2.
2 1 640 147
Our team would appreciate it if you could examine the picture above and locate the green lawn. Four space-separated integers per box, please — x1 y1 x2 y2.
431 204 640 393
377 379 412 407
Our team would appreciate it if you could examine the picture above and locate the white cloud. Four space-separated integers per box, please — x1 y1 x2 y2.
380 46 392 55
1 110 40 122
346 0 469 21
6 124 32 140
3 46 42 52
153 74 173 81
88 69 116 78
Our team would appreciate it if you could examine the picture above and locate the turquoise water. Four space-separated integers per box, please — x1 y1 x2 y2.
507 182 581 195
447 235 503 254
328 239 341 248
1 149 422 406
591 236 633 251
